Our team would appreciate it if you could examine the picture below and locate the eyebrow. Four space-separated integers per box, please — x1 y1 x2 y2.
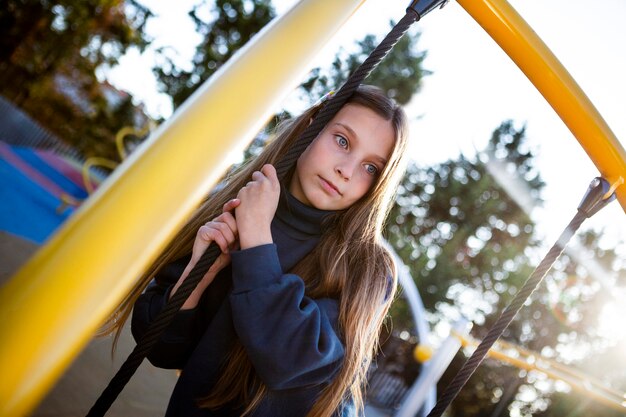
335 122 388 165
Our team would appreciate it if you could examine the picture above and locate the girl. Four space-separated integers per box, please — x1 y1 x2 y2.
104 85 409 416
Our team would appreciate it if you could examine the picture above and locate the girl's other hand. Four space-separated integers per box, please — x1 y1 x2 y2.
171 199 240 308
190 203 240 273
236 164 280 249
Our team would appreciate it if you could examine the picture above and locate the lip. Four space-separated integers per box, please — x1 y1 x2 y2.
319 176 341 196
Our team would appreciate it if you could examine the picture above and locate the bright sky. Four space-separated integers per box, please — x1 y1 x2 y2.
403 0 626 250
107 0 626 249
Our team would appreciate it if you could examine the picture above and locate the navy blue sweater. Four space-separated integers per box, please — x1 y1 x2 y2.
131 190 351 416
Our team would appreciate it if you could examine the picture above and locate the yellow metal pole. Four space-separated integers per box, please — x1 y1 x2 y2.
454 331 626 412
0 1 366 415
496 338 626 399
457 0 626 212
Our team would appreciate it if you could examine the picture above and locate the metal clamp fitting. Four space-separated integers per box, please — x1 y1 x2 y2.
577 177 616 218
406 0 449 20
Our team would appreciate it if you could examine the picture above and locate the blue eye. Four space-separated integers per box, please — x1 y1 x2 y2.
335 135 348 148
365 164 378 175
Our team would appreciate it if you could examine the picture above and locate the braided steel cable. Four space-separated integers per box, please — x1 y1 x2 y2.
86 246 221 416
426 177 614 417
86 9 419 417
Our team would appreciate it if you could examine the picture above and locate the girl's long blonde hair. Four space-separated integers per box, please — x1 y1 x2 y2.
100 85 410 417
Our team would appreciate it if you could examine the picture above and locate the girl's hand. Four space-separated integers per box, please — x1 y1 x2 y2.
170 199 240 308
236 164 280 249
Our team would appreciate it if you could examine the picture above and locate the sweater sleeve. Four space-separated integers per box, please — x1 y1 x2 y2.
229 244 345 390
131 257 199 369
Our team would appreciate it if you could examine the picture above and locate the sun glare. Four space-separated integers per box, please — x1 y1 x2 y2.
597 301 626 342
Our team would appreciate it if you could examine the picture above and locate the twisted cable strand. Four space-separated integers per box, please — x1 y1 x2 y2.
86 244 222 416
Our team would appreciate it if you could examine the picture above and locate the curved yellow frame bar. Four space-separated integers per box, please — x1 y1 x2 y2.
457 0 626 211
453 331 626 412
115 122 154 161
0 1 365 415
82 156 118 194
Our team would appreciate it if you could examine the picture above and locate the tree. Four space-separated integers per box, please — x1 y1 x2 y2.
0 0 152 159
387 121 541 327
153 0 275 108
299 27 428 106
384 120 626 416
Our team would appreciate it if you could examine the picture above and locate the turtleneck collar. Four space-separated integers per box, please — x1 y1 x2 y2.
272 186 335 240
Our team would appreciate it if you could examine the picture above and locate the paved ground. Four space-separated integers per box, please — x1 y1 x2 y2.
1 232 178 417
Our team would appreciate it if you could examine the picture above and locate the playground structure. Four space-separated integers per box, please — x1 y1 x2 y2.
1 0 625 416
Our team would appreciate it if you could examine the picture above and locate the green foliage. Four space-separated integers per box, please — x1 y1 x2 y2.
300 26 428 105
153 0 275 108
0 0 152 159
384 120 626 416
382 121 544 415
387 121 539 329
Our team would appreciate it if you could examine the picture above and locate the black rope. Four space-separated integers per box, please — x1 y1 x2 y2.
86 9 419 417
426 178 614 417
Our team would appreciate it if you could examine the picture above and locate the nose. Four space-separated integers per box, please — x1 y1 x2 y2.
335 161 355 180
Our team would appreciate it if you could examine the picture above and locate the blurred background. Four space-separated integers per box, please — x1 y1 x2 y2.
1 1 625 416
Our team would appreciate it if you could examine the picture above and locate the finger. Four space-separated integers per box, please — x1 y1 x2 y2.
261 164 279 184
207 221 235 249
261 164 276 176
212 231 230 254
208 252 232 275
216 211 238 238
251 170 264 181
222 198 240 213
211 216 238 246
199 225 230 253
210 220 236 247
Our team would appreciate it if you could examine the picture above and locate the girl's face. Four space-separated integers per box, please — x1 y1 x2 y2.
289 103 395 211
